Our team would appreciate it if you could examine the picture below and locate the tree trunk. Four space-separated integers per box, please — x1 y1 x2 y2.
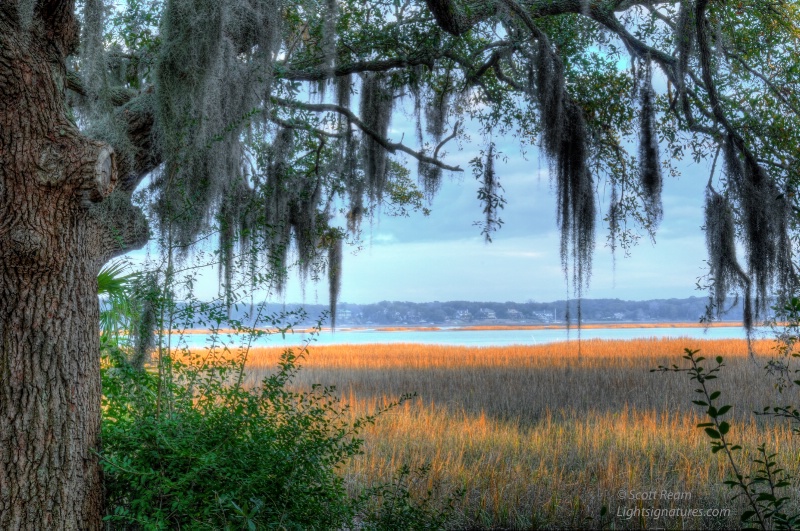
0 4 148 528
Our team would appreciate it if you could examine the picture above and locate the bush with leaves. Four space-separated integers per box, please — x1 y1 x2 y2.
101 339 378 529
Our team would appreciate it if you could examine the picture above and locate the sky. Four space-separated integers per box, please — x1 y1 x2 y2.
126 125 714 305
125 86 716 306
320 135 712 304
314 68 715 304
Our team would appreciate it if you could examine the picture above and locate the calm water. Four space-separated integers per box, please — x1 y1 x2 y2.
171 325 765 349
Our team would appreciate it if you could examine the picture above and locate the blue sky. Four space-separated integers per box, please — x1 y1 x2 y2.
127 108 714 306
313 69 715 304
260 124 710 304
128 120 713 305
319 138 711 304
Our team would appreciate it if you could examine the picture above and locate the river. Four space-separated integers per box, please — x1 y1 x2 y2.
170 324 768 349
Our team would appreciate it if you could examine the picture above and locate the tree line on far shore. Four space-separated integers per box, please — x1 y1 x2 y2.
181 296 745 327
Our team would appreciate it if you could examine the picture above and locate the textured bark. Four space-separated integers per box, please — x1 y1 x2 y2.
0 4 147 529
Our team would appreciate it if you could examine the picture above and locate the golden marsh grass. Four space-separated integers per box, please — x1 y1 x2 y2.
196 338 800 528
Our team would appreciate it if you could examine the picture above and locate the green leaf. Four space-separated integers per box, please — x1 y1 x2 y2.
710 391 721 400
719 421 730 435
717 405 732 416
705 428 721 439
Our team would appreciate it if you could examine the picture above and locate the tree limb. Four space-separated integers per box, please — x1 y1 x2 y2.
723 47 800 118
492 61 526 92
280 56 437 81
425 0 498 36
39 0 80 55
434 121 461 158
66 71 162 193
117 92 161 192
588 8 675 68
273 97 463 172
267 115 347 139
87 189 150 263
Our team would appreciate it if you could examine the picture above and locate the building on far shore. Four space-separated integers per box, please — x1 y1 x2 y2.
506 309 522 320
455 309 472 321
479 308 497 320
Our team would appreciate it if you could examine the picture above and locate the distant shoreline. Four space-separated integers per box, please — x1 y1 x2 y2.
176 321 747 335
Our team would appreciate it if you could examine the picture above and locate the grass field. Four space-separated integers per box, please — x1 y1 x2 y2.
204 338 800 528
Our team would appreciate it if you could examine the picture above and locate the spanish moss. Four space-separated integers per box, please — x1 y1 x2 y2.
76 0 141 161
419 161 442 199
335 74 352 114
131 272 160 371
724 135 793 314
425 87 449 142
218 179 254 309
675 0 695 85
529 35 595 326
17 0 36 30
219 194 236 306
411 67 425 147
638 59 663 224
80 0 109 98
327 234 343 329
416 84 450 196
476 144 504 242
322 0 337 79
607 183 621 257
289 173 322 281
341 127 365 233
264 127 295 292
557 102 596 295
704 188 752 332
534 37 564 160
155 0 282 248
359 72 393 201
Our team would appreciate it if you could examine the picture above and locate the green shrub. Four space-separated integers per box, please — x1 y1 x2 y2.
100 341 403 529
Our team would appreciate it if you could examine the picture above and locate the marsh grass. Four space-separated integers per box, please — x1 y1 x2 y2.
192 338 800 528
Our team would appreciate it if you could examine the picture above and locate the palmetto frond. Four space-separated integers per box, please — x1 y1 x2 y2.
98 260 140 342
